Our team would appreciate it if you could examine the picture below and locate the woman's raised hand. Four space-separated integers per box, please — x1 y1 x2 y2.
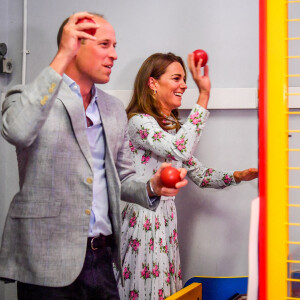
187 53 211 109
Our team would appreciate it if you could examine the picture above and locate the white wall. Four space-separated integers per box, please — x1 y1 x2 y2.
25 0 259 89
0 0 259 298
177 109 258 282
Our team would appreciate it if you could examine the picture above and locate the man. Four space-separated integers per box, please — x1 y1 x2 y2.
0 12 187 299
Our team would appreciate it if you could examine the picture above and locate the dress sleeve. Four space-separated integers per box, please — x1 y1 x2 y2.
128 104 209 161
183 155 237 189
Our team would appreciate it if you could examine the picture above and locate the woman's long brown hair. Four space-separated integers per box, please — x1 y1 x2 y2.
126 53 187 131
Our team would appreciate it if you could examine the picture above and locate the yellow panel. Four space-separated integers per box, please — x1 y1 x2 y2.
266 0 288 299
165 283 202 300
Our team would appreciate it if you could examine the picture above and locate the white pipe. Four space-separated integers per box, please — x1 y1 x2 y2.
21 0 27 85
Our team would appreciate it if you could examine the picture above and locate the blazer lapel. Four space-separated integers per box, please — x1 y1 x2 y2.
96 90 114 153
57 82 93 171
96 89 119 180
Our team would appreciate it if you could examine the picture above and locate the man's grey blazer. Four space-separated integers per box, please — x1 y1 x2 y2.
0 67 157 287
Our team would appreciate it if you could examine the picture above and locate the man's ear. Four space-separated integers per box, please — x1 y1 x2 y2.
147 77 157 91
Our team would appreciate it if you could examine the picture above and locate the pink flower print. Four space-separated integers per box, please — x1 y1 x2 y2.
141 150 151 165
141 155 150 164
164 217 169 227
201 169 215 187
141 263 151 280
159 238 163 246
152 130 164 142
129 213 137 227
190 111 199 119
129 238 140 253
169 235 173 244
187 157 195 166
175 138 184 146
204 168 215 177
223 174 233 185
166 153 176 161
123 265 132 280
155 217 161 231
129 140 137 154
173 229 178 242
189 109 203 129
152 263 160 278
143 217 152 232
170 211 174 220
158 289 164 296
174 135 187 153
188 158 193 165
129 289 139 300
164 271 171 285
122 210 127 220
148 238 154 252
137 126 149 140
201 177 210 187
177 145 185 151
158 288 164 300
160 242 168 254
169 262 175 275
178 268 182 280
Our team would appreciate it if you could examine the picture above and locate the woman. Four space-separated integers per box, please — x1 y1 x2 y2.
118 52 258 300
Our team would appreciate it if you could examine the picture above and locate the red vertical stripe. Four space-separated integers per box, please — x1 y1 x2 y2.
258 0 267 299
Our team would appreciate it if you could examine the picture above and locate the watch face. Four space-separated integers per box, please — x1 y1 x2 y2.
0 43 7 56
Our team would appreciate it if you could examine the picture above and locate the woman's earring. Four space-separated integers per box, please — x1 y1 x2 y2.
153 90 157 95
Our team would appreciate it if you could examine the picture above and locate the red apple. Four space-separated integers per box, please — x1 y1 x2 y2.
76 18 97 36
160 166 181 188
193 49 208 67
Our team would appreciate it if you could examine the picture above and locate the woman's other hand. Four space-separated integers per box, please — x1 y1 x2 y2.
233 168 258 183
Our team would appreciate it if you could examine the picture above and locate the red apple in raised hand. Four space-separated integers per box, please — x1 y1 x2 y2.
193 49 208 67
76 18 97 36
160 166 181 188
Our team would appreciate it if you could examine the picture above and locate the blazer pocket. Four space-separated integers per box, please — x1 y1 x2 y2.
10 200 62 218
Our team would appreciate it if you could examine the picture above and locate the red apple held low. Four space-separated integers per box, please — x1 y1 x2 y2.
76 18 97 36
160 166 181 188
193 49 208 67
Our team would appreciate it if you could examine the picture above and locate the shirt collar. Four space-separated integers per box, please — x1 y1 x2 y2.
62 74 98 104
62 74 100 126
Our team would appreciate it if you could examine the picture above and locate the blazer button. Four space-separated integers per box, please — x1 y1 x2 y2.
40 95 49 106
48 83 56 93
86 177 93 184
85 209 91 215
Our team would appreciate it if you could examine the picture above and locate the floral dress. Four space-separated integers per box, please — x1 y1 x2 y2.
117 104 237 300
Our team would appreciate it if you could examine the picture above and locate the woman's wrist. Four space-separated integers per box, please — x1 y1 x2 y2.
233 171 242 183
197 91 210 109
147 179 159 197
